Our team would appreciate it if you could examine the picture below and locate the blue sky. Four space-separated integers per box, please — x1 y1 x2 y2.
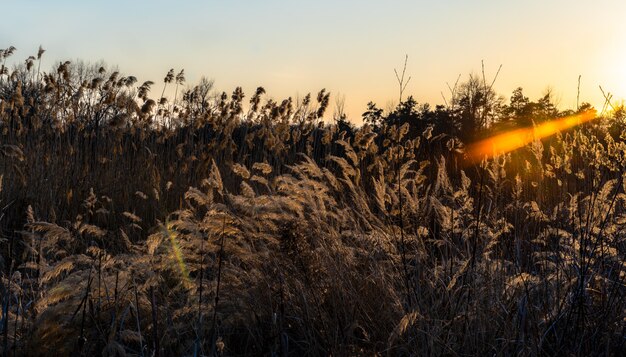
2 0 626 119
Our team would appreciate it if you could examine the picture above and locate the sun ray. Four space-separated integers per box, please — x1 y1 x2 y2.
465 109 597 163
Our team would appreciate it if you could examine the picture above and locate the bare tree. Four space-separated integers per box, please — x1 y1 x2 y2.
394 54 412 103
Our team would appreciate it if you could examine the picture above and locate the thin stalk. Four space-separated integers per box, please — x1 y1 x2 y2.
211 216 227 354
150 286 159 357
194 235 206 356
2 264 12 356
75 270 94 354
133 280 145 357
459 160 486 346
395 140 412 309
12 290 20 357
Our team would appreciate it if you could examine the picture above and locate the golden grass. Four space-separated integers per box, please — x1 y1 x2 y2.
0 49 624 356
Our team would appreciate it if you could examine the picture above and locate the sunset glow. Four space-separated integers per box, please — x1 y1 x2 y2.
2 1 626 119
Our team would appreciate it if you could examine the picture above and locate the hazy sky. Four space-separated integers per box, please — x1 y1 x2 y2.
2 0 626 121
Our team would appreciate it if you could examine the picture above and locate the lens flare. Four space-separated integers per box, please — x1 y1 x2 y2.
465 109 597 163
164 222 190 284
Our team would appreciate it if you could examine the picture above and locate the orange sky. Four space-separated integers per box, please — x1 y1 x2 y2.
2 0 626 122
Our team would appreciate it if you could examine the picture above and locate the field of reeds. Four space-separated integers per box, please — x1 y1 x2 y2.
1 47 626 356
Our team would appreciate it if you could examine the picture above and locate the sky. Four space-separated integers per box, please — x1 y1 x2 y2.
2 0 626 122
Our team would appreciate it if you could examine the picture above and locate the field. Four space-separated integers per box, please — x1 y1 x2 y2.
1 49 626 356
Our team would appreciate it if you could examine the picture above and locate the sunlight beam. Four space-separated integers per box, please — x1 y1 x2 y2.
466 109 597 163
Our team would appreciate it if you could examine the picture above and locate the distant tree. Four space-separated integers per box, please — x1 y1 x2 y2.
577 102 594 114
425 104 459 136
502 87 560 127
336 113 355 135
504 87 532 126
384 96 441 140
387 96 419 126
509 87 530 114
362 101 384 129
534 90 559 120
559 102 594 118
332 94 355 134
452 74 503 141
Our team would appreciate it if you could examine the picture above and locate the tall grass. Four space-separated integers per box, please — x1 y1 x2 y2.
0 48 625 355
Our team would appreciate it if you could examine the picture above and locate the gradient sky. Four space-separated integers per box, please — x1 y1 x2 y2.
2 0 626 121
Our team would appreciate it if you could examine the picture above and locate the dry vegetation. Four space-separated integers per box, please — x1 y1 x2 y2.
1 47 626 356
